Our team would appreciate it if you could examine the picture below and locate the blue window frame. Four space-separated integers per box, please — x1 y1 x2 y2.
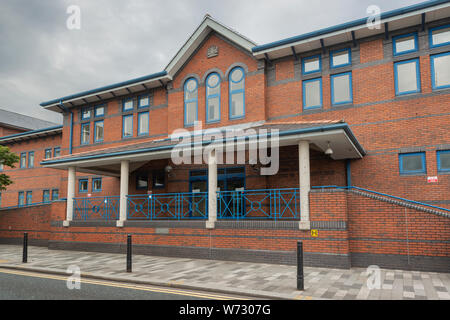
45 148 52 159
437 150 450 173
20 152 26 168
206 72 221 123
137 112 149 136
429 24 450 48
94 120 104 143
28 151 34 168
52 189 59 201
122 114 133 138
331 72 353 105
81 107 91 120
26 191 32 205
330 48 351 68
92 178 102 192
302 78 322 110
430 52 450 90
43 190 50 203
81 123 90 145
138 95 150 108
53 147 61 158
302 54 321 75
18 191 24 206
229 67 245 119
399 152 426 175
79 179 88 193
392 32 418 56
394 59 421 95
122 98 134 112
94 105 105 118
184 78 198 126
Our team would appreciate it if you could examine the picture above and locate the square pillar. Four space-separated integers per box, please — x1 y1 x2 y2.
298 141 311 230
117 160 129 227
206 149 217 229
64 166 76 227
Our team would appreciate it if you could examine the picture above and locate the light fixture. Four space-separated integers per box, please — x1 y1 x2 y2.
325 141 334 155
165 165 173 173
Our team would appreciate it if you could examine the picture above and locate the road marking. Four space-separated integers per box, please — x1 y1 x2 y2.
0 268 249 300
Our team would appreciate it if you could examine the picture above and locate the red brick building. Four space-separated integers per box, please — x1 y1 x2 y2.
1 1 449 272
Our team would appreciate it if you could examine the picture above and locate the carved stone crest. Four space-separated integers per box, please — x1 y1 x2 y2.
207 45 219 58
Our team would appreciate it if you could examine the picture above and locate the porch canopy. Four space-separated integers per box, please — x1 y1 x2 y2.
41 120 365 229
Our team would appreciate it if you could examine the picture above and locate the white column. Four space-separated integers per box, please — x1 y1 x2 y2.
298 141 311 230
206 149 217 229
64 166 76 227
117 160 129 228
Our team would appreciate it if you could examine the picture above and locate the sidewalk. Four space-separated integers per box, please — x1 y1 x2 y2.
0 245 449 300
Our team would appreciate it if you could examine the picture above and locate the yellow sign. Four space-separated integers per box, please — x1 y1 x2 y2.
311 229 319 238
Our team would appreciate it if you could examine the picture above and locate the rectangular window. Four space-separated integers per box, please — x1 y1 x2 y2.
138 95 150 108
152 170 165 189
331 72 353 105
94 105 105 118
430 52 450 90
81 123 90 145
18 191 24 206
437 150 450 173
429 24 450 48
0 163 3 171
79 179 88 193
136 174 149 190
26 191 32 205
81 108 91 120
138 112 149 136
302 78 322 110
94 120 104 142
45 148 52 159
122 99 133 112
394 59 421 95
20 153 27 168
43 190 50 203
302 55 321 74
399 153 426 175
123 115 133 138
393 33 418 55
330 48 351 68
28 151 34 168
54 147 61 158
92 178 102 192
52 189 59 201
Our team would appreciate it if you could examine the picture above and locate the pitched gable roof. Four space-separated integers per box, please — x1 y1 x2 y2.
0 108 60 131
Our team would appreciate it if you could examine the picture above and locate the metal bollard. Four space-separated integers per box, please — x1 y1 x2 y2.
126 234 132 273
22 232 28 263
297 241 304 291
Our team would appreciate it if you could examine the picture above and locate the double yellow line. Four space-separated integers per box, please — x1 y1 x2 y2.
0 268 248 300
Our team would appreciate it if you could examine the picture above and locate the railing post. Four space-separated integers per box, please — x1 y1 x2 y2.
126 234 132 273
297 241 304 291
22 232 28 263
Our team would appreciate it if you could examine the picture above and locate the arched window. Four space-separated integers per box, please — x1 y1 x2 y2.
206 72 221 123
184 78 198 126
229 67 245 119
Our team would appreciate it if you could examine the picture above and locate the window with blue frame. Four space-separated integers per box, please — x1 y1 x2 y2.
429 24 450 48
26 191 32 205
137 112 149 136
20 152 26 168
53 147 61 158
94 120 104 142
81 107 91 120
43 190 50 203
430 52 450 90
302 55 321 74
399 153 426 175
136 173 149 190
138 95 150 108
18 191 24 206
437 150 450 173
81 123 90 145
394 59 421 95
331 72 353 105
45 148 52 159
184 78 198 126
52 189 59 201
302 78 322 110
92 178 102 192
94 105 105 117
28 151 34 168
229 67 245 119
392 33 418 56
206 72 221 123
79 179 88 193
330 48 351 68
122 114 133 138
122 98 134 112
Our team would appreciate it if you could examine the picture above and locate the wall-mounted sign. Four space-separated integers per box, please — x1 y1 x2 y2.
311 229 319 238
427 176 438 183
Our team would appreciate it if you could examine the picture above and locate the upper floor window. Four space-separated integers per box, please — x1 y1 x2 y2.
437 150 450 173
430 52 450 90
302 78 322 110
123 98 134 112
81 123 90 145
18 191 24 206
394 59 421 95
94 120 104 142
302 55 321 74
81 107 91 120
330 48 351 68
43 190 50 203
45 148 52 159
26 191 32 205
122 114 133 138
138 95 150 108
206 73 221 123
331 72 353 105
28 151 34 168
184 78 198 126
399 152 426 175
53 147 61 158
429 24 450 48
138 112 149 136
52 189 59 201
20 152 26 168
392 33 418 56
94 105 105 118
229 67 245 119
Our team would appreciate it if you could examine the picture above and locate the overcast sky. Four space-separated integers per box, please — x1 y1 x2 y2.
0 0 424 124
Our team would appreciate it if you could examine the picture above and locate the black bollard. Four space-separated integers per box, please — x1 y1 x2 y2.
297 241 304 291
126 234 132 273
22 232 28 263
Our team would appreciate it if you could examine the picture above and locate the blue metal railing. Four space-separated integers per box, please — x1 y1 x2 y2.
217 188 300 220
73 196 120 221
127 192 208 220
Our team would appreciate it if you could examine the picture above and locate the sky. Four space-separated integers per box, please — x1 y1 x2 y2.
0 0 425 124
